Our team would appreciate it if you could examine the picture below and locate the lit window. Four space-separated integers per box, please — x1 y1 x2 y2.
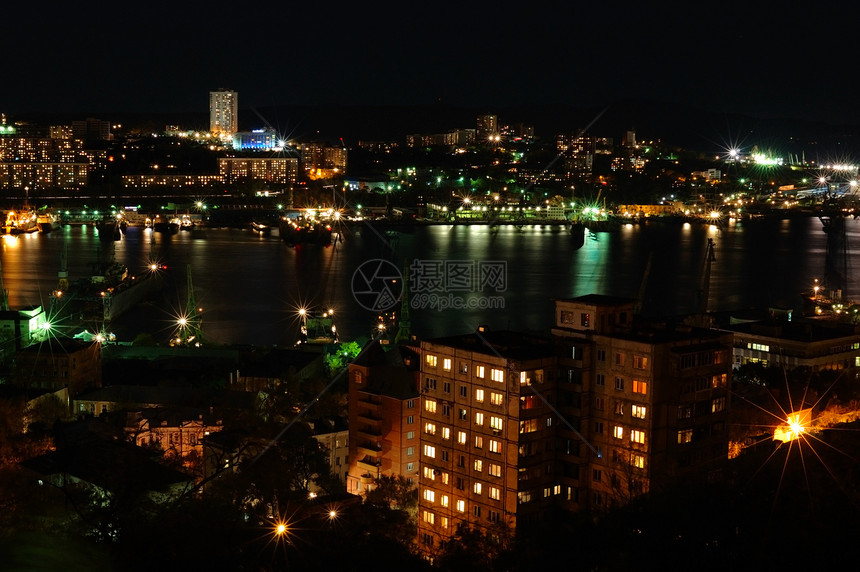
490 392 503 406
677 429 693 444
425 399 437 413
423 489 435 502
475 436 483 449
426 354 438 367
456 499 465 512
632 380 647 395
474 459 483 472
489 439 501 453
630 430 645 444
488 463 501 477
442 427 450 440
443 358 452 371
475 412 484 426
441 516 449 528
490 416 503 431
631 405 647 419
630 454 645 469
475 389 485 402
712 397 726 413
473 482 482 495
613 425 624 439
458 431 467 445
476 366 485 378
423 466 435 480
489 487 500 500
424 422 436 435
520 418 537 433
423 444 436 458
422 510 435 524
491 368 504 382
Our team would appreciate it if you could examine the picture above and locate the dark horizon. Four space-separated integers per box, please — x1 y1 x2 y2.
5 3 860 129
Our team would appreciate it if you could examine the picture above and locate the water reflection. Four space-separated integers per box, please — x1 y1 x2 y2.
0 217 846 345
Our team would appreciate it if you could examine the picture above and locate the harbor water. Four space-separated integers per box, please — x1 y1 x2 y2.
0 216 843 346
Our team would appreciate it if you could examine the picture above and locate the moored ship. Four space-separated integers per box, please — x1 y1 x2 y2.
51 258 164 325
36 210 57 232
278 215 332 245
5 208 39 234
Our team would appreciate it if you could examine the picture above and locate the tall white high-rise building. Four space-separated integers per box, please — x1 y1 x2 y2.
209 89 238 136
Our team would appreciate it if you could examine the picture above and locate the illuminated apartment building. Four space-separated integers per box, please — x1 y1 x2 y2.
417 330 557 552
551 295 733 508
417 296 733 553
218 157 298 185
476 114 499 142
209 89 238 136
346 341 421 494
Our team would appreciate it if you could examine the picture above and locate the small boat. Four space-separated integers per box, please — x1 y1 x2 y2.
251 220 272 234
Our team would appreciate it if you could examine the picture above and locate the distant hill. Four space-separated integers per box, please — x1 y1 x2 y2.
15 99 860 157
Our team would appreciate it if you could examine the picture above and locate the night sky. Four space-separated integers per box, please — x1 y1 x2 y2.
4 3 860 126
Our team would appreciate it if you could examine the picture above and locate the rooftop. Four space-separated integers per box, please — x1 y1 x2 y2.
424 328 555 361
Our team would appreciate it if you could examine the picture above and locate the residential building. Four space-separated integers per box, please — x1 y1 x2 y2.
346 340 420 495
218 157 298 185
417 295 734 553
721 317 860 372
417 329 557 551
477 114 499 142
551 295 733 506
209 89 238 136
14 338 101 397
311 417 350 488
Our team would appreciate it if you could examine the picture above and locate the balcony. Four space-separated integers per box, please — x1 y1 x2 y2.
357 456 382 473
355 426 382 439
356 412 382 426
356 441 383 457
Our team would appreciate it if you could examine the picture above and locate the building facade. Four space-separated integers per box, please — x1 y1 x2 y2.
209 89 238 136
416 330 557 552
416 296 734 554
218 157 298 185
346 342 420 495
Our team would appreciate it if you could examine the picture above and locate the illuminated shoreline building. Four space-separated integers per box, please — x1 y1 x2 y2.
209 89 238 137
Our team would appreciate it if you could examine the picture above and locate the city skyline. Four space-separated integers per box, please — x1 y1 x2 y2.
4 3 860 127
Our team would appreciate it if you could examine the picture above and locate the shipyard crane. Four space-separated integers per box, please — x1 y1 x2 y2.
172 263 203 347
